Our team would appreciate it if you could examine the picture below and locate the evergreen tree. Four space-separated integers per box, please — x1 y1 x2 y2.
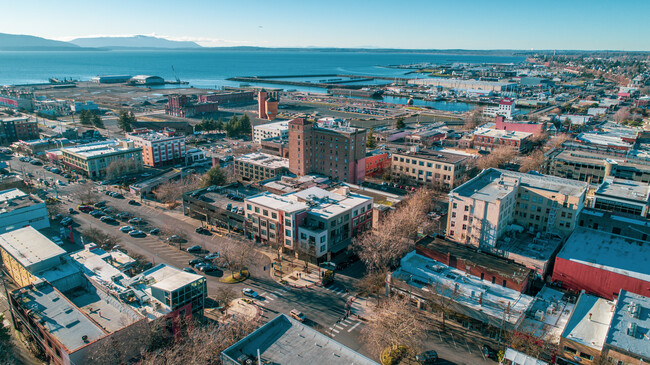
237 114 252 136
216 118 224 132
366 127 377 148
225 115 239 137
201 166 228 187
92 113 104 128
395 117 405 129
118 110 135 132
79 110 92 125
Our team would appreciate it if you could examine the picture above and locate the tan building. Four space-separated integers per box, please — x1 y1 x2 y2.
447 168 587 249
473 129 532 152
60 140 143 180
234 152 289 182
390 149 470 188
545 148 650 184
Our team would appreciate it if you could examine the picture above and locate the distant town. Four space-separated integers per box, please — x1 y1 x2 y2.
0 51 649 365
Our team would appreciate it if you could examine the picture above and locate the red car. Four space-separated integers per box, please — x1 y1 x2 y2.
78 205 94 213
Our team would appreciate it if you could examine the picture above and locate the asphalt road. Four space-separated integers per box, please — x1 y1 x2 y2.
6 155 496 364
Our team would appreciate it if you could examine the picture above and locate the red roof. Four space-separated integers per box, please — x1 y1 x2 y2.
499 99 514 106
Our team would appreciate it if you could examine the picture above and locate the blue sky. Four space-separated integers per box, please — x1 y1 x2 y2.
2 0 649 50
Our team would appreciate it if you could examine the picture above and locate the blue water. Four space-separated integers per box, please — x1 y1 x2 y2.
0 49 525 89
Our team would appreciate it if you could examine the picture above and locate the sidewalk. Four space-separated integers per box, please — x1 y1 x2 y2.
258 248 324 288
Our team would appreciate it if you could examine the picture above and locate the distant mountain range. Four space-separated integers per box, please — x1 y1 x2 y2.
69 35 201 49
0 33 201 50
0 33 81 50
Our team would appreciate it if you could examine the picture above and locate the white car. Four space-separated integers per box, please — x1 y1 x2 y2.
119 226 134 233
242 288 259 298
204 252 220 260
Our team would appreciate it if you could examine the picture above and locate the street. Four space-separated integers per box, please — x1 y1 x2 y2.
4 155 495 364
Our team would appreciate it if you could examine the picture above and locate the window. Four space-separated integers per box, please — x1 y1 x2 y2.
502 280 506 287
563 346 577 354
263 209 268 216
491 276 496 284
579 353 593 361
285 229 291 237
247 204 252 211
320 236 326 243
464 206 469 211
285 218 292 227
255 207 260 213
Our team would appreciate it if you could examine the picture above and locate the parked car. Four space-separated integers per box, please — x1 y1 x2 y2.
189 259 203 266
128 230 145 237
60 217 73 226
68 207 76 214
242 288 259 298
53 214 63 220
120 226 134 233
416 350 438 364
167 235 182 243
128 217 143 224
149 228 160 235
116 212 132 220
100 216 116 223
128 199 138 205
29 160 42 165
183 267 197 274
198 263 218 272
90 210 105 218
93 201 107 208
226 203 232 211
237 207 244 215
204 252 220 260
290 309 306 322
186 245 202 252
78 205 93 212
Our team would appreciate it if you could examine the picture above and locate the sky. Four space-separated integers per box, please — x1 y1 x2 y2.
1 0 649 50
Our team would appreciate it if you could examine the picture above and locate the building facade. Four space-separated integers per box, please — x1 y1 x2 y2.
253 120 289 143
365 151 391 177
545 148 650 185
288 118 367 183
0 189 49 233
473 129 532 152
257 89 279 120
234 152 289 182
126 127 186 167
0 116 39 143
390 149 469 187
60 140 143 179
165 94 219 118
447 169 587 249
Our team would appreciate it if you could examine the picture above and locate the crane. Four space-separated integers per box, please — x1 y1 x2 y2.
171 65 180 83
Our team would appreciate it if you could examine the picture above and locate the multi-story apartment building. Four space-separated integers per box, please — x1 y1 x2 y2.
0 116 39 143
288 118 366 183
390 149 470 187
0 188 49 233
245 192 309 251
447 168 587 249
253 120 288 143
234 152 289 182
60 140 143 179
545 148 650 184
473 129 532 152
245 186 373 262
126 127 185 167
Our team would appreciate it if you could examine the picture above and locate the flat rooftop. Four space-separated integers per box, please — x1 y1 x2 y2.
394 150 469 164
474 129 533 140
562 292 614 351
0 188 43 214
605 290 650 359
392 250 534 327
144 264 203 293
576 132 634 149
254 120 289 131
63 140 138 158
498 232 564 262
549 149 650 170
416 236 532 284
235 152 289 169
64 285 142 333
127 129 183 142
290 186 372 219
13 282 107 353
518 286 575 345
502 169 588 197
595 177 650 203
558 227 650 282
453 168 518 203
0 226 65 271
246 192 309 213
221 314 379 365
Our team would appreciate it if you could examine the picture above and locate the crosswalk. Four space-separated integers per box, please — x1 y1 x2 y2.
322 285 353 299
253 289 288 307
328 317 364 337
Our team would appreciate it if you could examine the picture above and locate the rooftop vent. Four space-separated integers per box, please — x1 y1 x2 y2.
627 322 637 337
82 335 89 343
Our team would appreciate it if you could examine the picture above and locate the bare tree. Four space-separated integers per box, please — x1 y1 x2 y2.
137 317 258 365
464 107 485 130
473 146 517 171
361 295 426 359
213 287 237 308
613 107 631 123
82 227 120 250
72 182 98 204
422 282 461 329
543 133 570 152
217 239 256 278
0 314 19 365
154 174 201 205
519 150 545 173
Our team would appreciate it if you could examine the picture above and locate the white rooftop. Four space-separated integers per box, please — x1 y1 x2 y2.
290 186 372 219
562 292 614 351
235 152 289 169
503 348 548 365
0 188 26 201
63 140 137 159
595 177 650 203
0 226 65 271
254 120 289 131
474 128 533 140
392 251 534 327
246 192 309 213
558 227 650 282
145 264 203 292
518 286 575 345
576 132 634 148
605 290 650 359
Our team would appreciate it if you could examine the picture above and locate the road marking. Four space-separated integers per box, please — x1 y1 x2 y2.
347 321 362 332
336 322 348 328
343 318 354 324
256 301 267 306
267 293 278 299
329 328 340 334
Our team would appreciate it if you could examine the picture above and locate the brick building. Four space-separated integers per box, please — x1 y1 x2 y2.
197 91 255 105
494 115 545 134
364 151 390 177
126 127 186 167
234 152 289 182
288 118 366 183
473 129 532 152
0 116 39 143
390 148 470 187
258 89 279 120
165 94 219 118
416 235 533 293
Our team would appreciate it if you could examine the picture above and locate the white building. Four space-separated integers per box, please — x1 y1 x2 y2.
253 120 289 143
0 188 49 233
483 98 514 119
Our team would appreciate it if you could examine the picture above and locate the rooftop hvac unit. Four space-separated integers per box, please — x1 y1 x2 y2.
627 322 637 336
628 302 640 319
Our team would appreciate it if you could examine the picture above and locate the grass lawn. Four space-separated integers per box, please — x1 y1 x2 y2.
220 270 250 284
